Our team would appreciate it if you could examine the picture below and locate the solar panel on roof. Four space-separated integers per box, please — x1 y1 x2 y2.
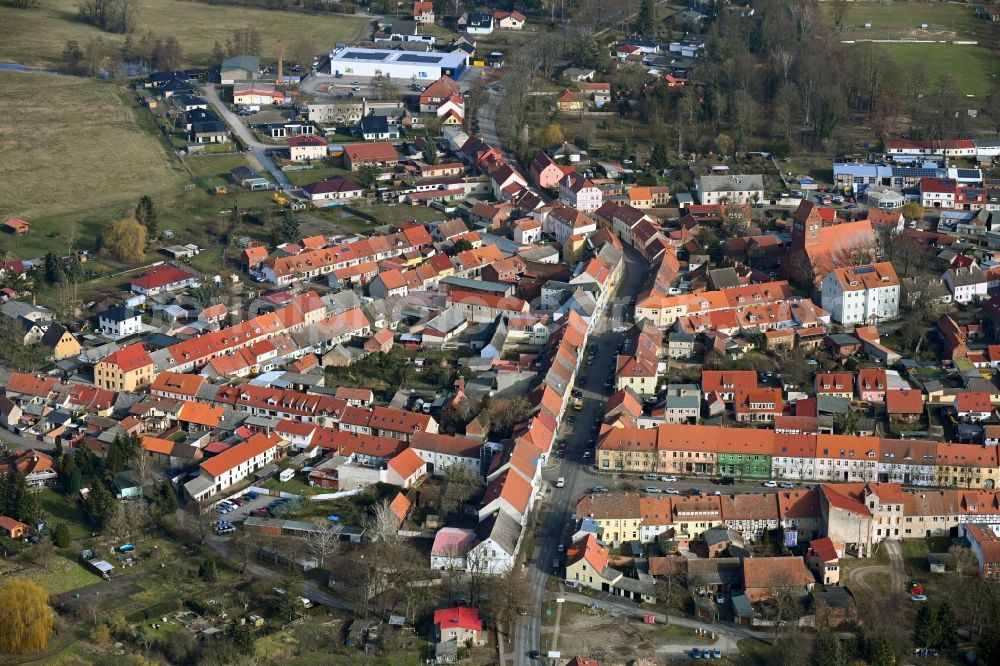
957 169 980 178
396 54 444 63
853 266 875 275
341 51 391 61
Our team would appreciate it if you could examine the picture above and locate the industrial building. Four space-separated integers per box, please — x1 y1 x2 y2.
327 46 467 81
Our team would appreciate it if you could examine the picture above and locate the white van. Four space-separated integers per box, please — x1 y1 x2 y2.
556 477 565 488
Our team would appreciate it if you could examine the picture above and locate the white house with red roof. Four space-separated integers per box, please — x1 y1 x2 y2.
301 176 364 203
130 265 198 296
494 10 525 29
820 262 900 325
288 135 328 162
413 0 434 23
434 607 486 645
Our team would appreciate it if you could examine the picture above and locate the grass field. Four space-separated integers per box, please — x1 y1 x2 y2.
0 0 370 68
880 42 999 96
0 72 187 253
823 1 983 37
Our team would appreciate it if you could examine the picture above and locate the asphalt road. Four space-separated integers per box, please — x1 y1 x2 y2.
201 84 294 191
512 245 648 665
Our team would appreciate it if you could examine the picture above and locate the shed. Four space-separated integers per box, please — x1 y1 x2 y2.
730 592 753 625
86 559 115 578
927 552 949 574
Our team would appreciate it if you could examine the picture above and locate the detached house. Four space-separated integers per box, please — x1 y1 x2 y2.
494 10 525 29
40 324 80 361
97 306 142 339
413 1 435 23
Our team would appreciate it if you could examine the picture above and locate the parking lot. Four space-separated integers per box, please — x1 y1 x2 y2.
212 492 274 523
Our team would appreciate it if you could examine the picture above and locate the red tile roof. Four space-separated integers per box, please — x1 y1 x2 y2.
200 432 281 478
99 343 153 372
131 265 196 290
433 607 482 632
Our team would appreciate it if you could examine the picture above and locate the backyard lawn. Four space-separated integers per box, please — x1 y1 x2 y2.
38 489 93 542
0 0 370 68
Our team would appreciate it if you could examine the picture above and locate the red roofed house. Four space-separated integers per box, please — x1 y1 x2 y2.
565 532 622 592
288 135 328 162
364 328 395 353
343 142 399 171
434 607 486 645
94 343 155 392
494 10 525 29
806 536 841 585
386 447 428 488
886 389 924 423
955 391 993 422
555 90 585 111
130 265 198 296
0 449 57 487
243 245 269 271
963 523 1000 580
186 432 283 501
741 556 815 602
302 176 364 202
413 0 434 23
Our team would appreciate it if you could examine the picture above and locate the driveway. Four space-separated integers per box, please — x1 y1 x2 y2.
201 84 294 191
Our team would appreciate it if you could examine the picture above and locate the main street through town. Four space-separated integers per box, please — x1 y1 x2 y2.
511 245 647 665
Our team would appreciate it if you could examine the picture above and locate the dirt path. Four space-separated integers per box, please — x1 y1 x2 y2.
844 540 906 596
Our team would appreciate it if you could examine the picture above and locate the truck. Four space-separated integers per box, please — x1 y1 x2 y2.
556 477 565 488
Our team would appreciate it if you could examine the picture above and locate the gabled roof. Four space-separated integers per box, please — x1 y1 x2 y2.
200 432 282 478
99 343 153 372
388 446 426 480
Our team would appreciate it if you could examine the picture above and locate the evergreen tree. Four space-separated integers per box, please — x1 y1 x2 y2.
228 622 255 655
43 252 62 284
648 142 669 171
814 634 841 666
69 468 83 495
74 444 100 481
280 211 300 243
134 195 158 238
913 603 939 650
153 480 178 517
106 433 139 476
936 601 957 654
199 557 218 582
422 141 439 165
83 482 117 527
636 0 655 35
53 523 71 548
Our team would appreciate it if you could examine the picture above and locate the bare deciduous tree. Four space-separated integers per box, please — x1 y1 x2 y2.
304 518 342 567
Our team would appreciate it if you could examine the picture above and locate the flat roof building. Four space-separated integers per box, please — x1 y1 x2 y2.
328 46 467 80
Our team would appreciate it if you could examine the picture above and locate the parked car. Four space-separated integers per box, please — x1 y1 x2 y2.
715 592 725 604
665 488 680 495
763 481 778 488
911 594 927 602
713 648 722 658
644 486 662 494
660 475 677 482
779 482 795 489
591 486 608 493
